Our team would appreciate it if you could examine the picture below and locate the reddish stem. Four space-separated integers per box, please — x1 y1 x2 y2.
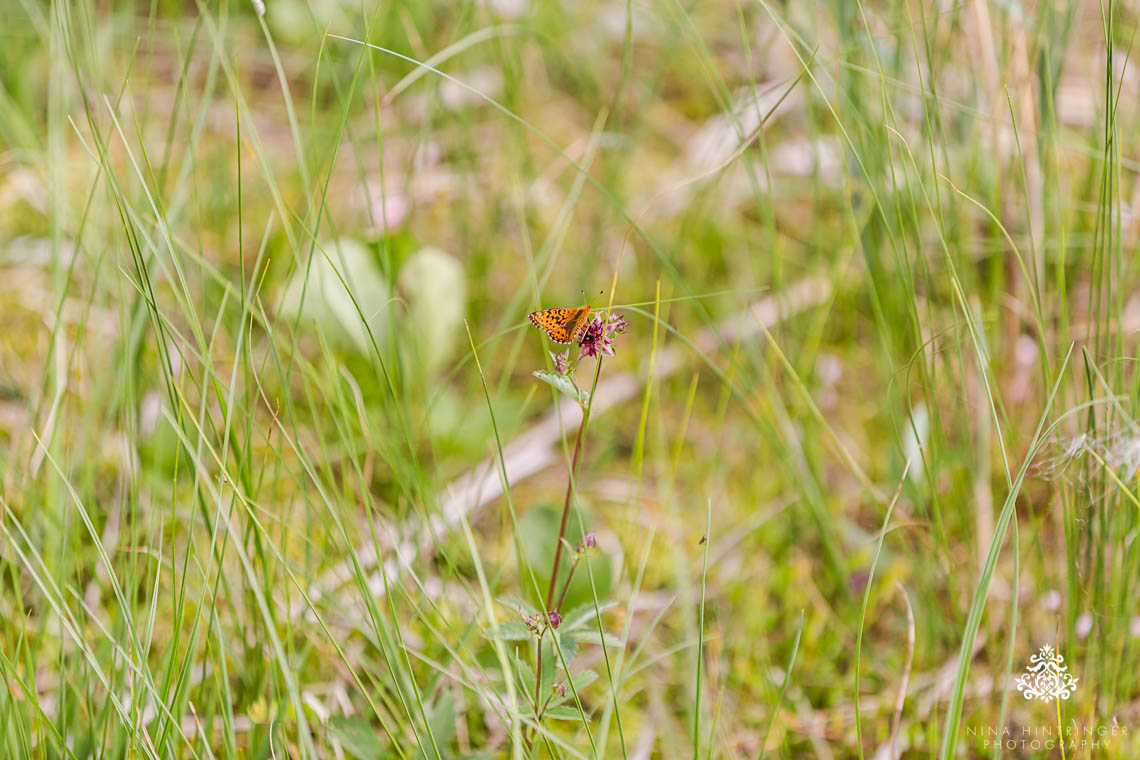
545 416 588 613
555 554 581 613
533 355 604 725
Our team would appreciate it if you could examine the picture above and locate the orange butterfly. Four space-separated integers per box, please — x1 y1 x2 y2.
528 304 592 344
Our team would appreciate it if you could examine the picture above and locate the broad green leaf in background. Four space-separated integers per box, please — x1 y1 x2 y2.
516 504 612 611
398 246 466 378
327 715 386 759
276 237 392 355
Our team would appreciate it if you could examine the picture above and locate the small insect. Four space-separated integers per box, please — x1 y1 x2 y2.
528 304 592 344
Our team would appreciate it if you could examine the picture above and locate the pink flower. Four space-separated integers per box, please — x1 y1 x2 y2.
577 311 628 360
550 349 571 375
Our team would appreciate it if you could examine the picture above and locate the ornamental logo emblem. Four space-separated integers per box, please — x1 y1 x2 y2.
1015 644 1078 701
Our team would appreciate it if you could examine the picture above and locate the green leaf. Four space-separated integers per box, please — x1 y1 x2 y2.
513 650 536 694
328 715 385 759
512 641 558 705
547 669 599 709
483 621 532 641
539 638 555 689
559 600 619 632
413 692 457 760
572 630 624 649
276 237 392 355
516 505 611 611
532 370 589 404
567 669 599 693
544 705 586 721
398 246 466 377
556 631 579 666
496 595 539 617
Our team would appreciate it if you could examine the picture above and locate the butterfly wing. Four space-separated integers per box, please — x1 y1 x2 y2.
561 305 592 342
529 305 591 343
528 307 576 342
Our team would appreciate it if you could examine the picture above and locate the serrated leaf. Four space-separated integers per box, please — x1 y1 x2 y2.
572 630 625 649
483 621 533 641
560 600 620 632
532 370 589 404
567 669 599 693
512 642 559 705
556 631 578 666
514 651 536 693
547 669 600 710
413 693 457 760
496 595 539 617
544 705 587 721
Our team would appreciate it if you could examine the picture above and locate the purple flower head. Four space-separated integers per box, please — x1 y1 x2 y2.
546 610 563 629
549 349 571 375
552 681 567 697
577 311 628 360
523 611 544 636
577 532 597 551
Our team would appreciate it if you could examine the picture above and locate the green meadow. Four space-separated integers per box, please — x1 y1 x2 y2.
1 0 1138 756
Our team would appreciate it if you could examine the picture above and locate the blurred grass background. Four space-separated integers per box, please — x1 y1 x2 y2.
1 0 1140 757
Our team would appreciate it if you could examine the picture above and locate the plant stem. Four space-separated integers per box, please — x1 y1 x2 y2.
544 398 591 613
555 554 581 612
534 633 544 723
535 358 602 721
